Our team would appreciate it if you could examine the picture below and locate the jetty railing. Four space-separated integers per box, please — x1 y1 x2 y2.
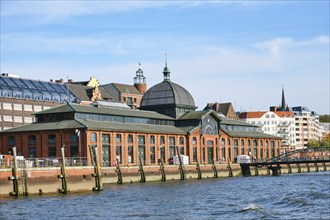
0 157 89 169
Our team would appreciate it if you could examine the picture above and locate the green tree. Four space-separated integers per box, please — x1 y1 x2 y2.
319 114 330 123
320 137 330 146
307 139 320 148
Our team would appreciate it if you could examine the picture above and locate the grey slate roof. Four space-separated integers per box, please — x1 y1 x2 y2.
68 84 116 102
77 119 186 134
140 81 196 108
34 103 174 120
0 120 86 133
0 119 186 135
178 110 221 121
221 128 282 139
220 118 259 127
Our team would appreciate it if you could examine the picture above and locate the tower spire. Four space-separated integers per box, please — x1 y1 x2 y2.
163 53 171 82
134 62 147 94
281 86 286 109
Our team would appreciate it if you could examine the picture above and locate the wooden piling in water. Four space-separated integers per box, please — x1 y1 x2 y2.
58 147 69 194
196 161 202 179
8 147 19 197
159 159 166 181
139 158 146 183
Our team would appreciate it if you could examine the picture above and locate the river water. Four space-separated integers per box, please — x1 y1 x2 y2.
1 172 330 220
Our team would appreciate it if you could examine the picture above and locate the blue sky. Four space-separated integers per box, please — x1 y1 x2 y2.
1 1 329 114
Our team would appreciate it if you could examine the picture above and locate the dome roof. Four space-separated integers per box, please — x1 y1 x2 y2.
140 81 196 108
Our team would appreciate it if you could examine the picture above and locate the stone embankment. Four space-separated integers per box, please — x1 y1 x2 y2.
1 163 329 198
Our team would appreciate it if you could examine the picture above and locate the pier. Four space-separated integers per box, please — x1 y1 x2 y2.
240 146 330 176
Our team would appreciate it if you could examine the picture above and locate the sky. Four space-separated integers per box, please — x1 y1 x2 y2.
1 1 329 114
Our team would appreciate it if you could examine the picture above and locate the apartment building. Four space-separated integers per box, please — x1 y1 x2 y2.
291 106 321 149
239 111 295 152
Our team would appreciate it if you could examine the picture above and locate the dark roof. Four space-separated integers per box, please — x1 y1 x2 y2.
204 102 235 116
0 119 186 135
179 111 208 120
0 120 86 133
67 84 93 101
220 118 259 127
140 81 196 108
68 84 116 102
221 128 282 139
34 103 174 120
106 83 142 95
178 110 221 121
98 87 116 100
77 120 186 134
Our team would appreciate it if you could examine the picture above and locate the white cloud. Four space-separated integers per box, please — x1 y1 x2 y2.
254 36 330 57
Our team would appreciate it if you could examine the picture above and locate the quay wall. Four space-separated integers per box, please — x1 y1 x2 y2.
1 163 329 198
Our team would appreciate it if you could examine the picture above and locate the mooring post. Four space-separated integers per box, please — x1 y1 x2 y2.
297 163 301 173
227 158 233 177
139 158 146 183
254 166 259 176
89 145 103 191
314 163 319 172
115 159 122 184
196 160 202 179
58 147 69 194
212 160 218 178
8 147 20 197
287 164 292 174
21 160 29 196
266 165 270 175
176 146 186 180
321 150 327 171
94 146 103 191
158 159 166 181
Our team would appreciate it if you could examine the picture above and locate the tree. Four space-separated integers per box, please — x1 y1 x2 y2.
307 139 320 148
320 137 330 146
319 114 330 123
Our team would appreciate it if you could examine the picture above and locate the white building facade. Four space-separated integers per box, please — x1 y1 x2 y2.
290 106 321 149
239 111 296 151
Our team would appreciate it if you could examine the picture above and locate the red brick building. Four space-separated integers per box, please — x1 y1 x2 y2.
0 64 281 166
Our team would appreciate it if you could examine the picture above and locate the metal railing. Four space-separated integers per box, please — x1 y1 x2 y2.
0 157 89 169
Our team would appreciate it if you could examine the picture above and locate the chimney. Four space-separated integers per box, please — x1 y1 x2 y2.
215 102 219 111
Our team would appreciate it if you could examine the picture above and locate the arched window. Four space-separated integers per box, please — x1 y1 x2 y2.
90 133 97 143
116 134 121 143
150 135 155 144
241 139 245 146
180 137 184 145
192 137 197 145
222 138 225 146
48 134 56 158
128 134 133 143
160 136 165 145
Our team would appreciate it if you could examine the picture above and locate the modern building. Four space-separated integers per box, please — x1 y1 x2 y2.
0 63 281 165
290 106 321 149
0 73 78 131
239 111 296 152
270 88 322 149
